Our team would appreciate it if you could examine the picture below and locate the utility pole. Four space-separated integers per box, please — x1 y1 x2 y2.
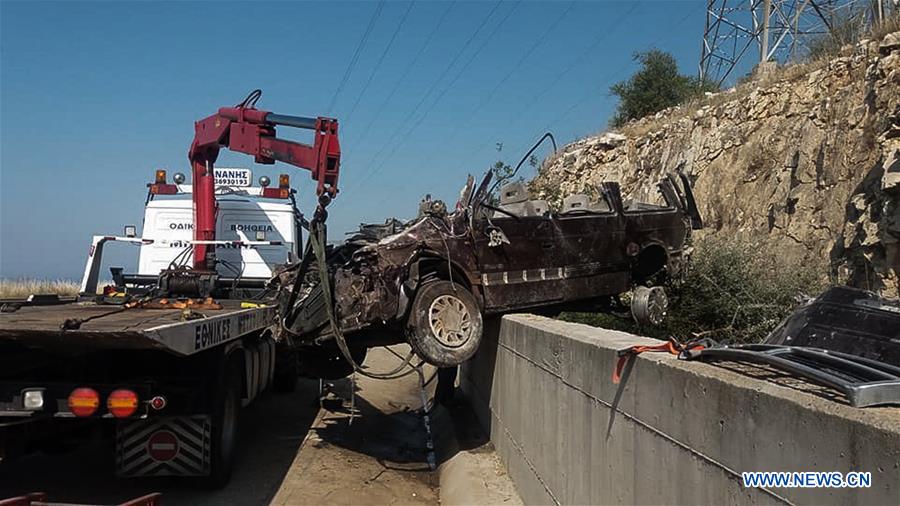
700 0 879 85
760 0 772 63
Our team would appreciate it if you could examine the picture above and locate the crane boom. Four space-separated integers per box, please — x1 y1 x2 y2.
187 90 340 271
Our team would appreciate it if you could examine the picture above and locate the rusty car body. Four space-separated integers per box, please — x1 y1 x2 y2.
278 171 702 375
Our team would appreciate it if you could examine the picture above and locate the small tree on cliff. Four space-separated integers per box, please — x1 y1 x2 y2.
609 49 716 127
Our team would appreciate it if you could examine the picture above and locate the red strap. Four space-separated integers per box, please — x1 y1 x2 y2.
612 339 704 384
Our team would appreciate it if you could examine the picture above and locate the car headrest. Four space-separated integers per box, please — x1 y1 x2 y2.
499 182 528 205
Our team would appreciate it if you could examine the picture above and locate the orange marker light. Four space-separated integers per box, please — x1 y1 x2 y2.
107 389 139 418
155 169 167 184
279 174 290 188
68 388 100 417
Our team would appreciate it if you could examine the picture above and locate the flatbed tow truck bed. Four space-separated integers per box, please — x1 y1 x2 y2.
0 300 282 483
0 301 277 356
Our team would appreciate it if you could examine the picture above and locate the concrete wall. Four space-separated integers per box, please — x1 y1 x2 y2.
460 315 900 506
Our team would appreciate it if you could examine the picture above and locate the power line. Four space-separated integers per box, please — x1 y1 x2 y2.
461 1 642 162
344 1 416 126
503 2 706 172
352 1 456 147
346 1 521 196
341 0 507 197
434 1 577 152
326 1 385 114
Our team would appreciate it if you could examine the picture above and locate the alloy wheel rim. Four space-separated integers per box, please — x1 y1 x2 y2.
428 294 473 348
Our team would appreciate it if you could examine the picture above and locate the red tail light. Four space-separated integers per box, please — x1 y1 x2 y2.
107 389 139 418
68 388 100 417
149 395 167 411
261 187 290 199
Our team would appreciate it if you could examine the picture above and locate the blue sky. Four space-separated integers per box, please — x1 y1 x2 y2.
1 0 710 279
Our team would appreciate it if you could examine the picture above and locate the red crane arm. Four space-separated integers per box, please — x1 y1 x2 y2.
186 93 340 271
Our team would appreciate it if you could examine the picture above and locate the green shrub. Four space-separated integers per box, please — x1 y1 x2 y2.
609 49 718 127
559 237 826 344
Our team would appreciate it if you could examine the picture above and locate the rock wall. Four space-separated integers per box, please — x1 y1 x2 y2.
532 33 900 297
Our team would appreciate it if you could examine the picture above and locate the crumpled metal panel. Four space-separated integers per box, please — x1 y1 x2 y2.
765 286 900 366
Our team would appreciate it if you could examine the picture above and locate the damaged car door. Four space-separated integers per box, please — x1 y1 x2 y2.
472 182 565 312
552 187 630 303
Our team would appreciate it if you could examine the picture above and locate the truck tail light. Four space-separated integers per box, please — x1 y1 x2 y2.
262 187 290 199
68 388 100 417
149 183 178 195
107 389 139 418
149 395 167 411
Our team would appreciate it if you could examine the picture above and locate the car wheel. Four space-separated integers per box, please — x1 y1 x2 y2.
631 285 668 326
206 360 241 488
407 281 483 367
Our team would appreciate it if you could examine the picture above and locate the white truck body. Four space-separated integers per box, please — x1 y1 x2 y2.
138 197 298 279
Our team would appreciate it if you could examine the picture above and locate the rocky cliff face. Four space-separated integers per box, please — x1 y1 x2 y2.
532 32 900 297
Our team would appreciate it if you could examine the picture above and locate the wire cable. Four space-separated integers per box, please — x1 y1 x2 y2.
502 2 705 171
340 1 507 198
327 1 386 114
344 1 520 198
457 1 642 161
344 1 416 125
352 0 456 147
437 2 576 148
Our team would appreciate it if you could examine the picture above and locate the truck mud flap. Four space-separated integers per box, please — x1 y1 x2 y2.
116 416 211 477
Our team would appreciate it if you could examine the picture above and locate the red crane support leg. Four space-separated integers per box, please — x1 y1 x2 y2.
187 90 341 272
192 160 217 271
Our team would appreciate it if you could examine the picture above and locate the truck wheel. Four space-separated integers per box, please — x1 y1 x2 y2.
631 285 668 326
407 281 482 367
207 361 241 488
272 348 298 393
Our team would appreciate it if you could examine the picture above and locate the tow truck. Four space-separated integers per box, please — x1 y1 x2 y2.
0 90 339 486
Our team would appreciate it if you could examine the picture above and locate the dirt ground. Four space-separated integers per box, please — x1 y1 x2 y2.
271 347 439 505
0 346 440 505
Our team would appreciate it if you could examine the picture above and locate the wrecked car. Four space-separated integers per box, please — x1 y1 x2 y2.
278 171 702 377
683 286 900 407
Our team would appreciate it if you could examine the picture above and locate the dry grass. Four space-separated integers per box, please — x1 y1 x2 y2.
0 279 80 299
871 13 900 41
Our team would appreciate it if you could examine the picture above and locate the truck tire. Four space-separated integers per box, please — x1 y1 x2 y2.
407 281 482 367
272 348 298 393
207 360 241 488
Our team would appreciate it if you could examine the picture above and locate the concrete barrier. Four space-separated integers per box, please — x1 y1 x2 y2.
460 314 900 505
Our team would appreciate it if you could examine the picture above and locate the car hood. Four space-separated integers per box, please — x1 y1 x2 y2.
764 286 900 366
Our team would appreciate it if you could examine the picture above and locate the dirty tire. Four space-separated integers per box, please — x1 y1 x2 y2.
272 347 298 393
407 281 482 367
206 360 241 488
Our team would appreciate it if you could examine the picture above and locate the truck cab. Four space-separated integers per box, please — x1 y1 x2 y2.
83 168 304 297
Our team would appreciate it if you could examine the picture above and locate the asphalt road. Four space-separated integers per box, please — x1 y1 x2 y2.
0 347 439 505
